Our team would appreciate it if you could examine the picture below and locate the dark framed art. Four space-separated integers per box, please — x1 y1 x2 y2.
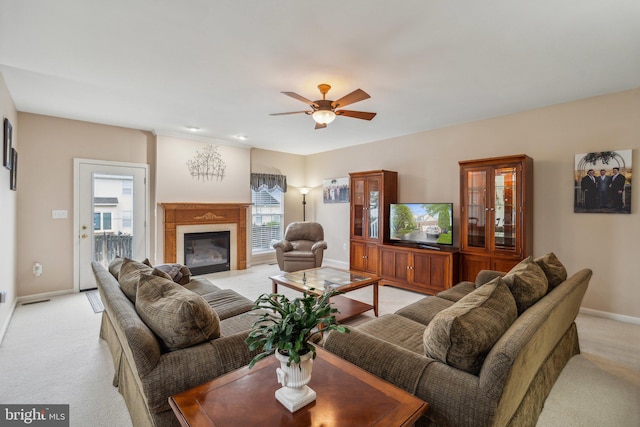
574 149 632 214
3 118 12 170
10 148 17 191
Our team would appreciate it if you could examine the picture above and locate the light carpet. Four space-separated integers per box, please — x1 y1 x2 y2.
0 262 638 426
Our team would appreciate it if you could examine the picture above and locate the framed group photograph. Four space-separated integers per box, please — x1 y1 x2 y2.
3 118 12 170
574 149 632 214
322 177 350 203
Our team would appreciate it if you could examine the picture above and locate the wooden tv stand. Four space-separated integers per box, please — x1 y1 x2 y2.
379 244 459 295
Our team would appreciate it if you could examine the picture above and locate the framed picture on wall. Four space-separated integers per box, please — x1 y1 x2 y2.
3 118 12 170
574 149 632 214
10 148 17 191
322 177 350 203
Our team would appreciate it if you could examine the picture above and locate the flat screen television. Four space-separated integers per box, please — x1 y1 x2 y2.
389 202 454 248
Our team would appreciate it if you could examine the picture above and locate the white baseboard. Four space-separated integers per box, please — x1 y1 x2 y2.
579 307 640 325
0 298 18 347
323 258 349 269
18 289 75 304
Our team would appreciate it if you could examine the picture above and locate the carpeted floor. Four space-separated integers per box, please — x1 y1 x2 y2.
0 262 638 426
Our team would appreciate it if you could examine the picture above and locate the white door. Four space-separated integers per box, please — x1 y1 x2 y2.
75 159 149 291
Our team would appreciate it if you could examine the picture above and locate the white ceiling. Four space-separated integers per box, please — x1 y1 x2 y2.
1 1 639 155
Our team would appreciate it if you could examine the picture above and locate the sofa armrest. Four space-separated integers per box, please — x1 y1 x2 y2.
323 328 433 395
272 240 293 252
311 240 328 252
141 332 258 414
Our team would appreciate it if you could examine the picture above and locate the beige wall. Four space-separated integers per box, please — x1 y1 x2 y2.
0 73 18 340
305 89 640 319
16 113 153 297
154 135 251 264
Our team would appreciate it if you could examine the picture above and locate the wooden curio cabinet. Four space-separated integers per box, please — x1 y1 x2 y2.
459 155 533 282
349 170 398 274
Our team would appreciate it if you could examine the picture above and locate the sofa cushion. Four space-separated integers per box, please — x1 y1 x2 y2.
423 277 518 375
182 277 222 295
436 281 476 302
395 296 455 326
118 258 160 302
358 314 427 354
135 273 221 351
502 257 549 314
202 289 255 320
534 252 567 290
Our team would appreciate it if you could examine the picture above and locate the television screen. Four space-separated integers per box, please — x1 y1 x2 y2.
390 203 453 247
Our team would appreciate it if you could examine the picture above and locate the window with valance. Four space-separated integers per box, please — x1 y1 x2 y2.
250 173 286 252
250 173 287 192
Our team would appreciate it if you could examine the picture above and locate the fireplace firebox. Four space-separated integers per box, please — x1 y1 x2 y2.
184 231 230 275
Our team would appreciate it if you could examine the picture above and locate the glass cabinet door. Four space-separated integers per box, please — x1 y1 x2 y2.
493 165 518 251
464 169 487 249
352 177 365 239
367 177 380 240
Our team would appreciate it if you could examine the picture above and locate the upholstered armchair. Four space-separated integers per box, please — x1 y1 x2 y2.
272 222 327 272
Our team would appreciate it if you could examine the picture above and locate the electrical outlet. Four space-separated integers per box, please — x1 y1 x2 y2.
343 243 348 251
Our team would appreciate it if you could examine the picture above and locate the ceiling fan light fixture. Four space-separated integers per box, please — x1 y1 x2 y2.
312 109 336 125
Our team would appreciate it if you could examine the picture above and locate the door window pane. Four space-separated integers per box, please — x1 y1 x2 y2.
103 213 112 230
93 212 101 230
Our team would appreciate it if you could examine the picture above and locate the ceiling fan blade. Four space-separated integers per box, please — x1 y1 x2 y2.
282 92 319 107
315 122 327 130
335 110 377 120
270 111 311 116
331 89 370 109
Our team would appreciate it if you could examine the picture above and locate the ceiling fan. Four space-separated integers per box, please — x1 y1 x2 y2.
270 84 376 129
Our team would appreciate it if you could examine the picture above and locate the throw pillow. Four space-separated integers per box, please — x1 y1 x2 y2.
153 263 192 285
501 257 549 314
135 273 221 351
108 256 125 279
118 258 155 302
534 252 567 290
423 277 517 375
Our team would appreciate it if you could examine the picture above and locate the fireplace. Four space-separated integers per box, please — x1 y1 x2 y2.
159 203 250 271
184 231 230 275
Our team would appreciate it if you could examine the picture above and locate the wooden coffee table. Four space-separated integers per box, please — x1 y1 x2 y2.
270 267 379 322
169 347 428 427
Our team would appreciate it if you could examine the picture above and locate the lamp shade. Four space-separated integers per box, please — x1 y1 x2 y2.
299 187 311 195
312 110 336 124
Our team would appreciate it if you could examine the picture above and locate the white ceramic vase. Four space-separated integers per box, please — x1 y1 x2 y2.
274 350 316 412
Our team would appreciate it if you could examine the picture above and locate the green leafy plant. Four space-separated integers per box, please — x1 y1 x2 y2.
245 289 349 368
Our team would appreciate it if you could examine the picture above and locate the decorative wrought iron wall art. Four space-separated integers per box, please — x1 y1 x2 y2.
186 144 226 181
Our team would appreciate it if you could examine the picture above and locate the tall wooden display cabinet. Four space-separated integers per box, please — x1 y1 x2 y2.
349 170 398 275
459 155 533 282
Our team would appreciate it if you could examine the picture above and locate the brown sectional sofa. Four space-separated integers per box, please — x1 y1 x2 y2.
323 254 592 427
92 260 262 427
